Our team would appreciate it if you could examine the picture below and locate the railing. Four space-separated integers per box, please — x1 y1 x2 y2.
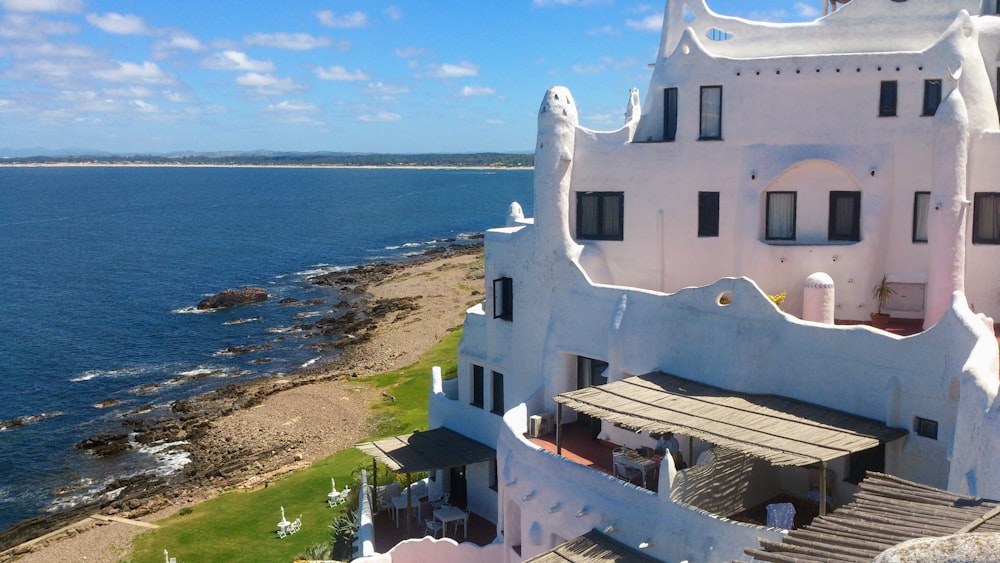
353 468 376 559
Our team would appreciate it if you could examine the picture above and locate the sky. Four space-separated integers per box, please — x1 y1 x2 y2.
0 0 821 155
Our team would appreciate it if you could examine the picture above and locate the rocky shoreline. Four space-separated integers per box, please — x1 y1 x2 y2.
0 241 483 557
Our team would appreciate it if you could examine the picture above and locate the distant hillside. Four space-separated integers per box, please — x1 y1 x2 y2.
0 151 533 168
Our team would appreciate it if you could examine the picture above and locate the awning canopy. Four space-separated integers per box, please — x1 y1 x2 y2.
522 528 660 563
746 472 1000 562
554 372 907 467
355 427 495 474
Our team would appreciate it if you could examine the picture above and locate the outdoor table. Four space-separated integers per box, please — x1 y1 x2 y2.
433 505 467 538
277 519 291 537
391 495 411 527
613 450 659 488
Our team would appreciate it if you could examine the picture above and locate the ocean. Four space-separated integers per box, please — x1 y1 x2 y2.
0 166 533 533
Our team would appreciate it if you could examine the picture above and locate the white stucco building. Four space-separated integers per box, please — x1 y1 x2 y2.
357 1 1000 561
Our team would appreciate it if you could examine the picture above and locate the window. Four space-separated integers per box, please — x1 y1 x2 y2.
922 79 942 116
913 191 929 243
663 87 678 141
471 364 484 408
828 191 861 241
879 81 897 117
493 277 512 321
765 191 796 241
699 86 722 139
914 416 938 439
847 443 885 485
698 191 720 237
577 356 608 389
491 371 504 415
576 191 624 240
973 192 1000 244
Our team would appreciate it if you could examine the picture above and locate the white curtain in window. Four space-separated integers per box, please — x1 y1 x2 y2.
580 195 599 236
975 194 1000 242
832 196 856 237
767 192 795 239
700 87 722 138
601 194 621 236
914 192 929 242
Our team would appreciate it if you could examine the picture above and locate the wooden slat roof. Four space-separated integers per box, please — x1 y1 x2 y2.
554 373 907 467
522 528 661 563
745 472 1000 562
355 427 495 474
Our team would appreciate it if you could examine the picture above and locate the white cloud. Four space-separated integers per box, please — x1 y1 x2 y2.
245 32 333 51
316 10 368 28
268 100 318 112
0 13 78 40
235 72 302 95
459 85 494 97
163 90 193 103
86 12 151 35
587 25 619 37
428 61 477 78
532 0 612 6
364 82 410 95
93 61 174 84
201 50 274 72
794 2 821 18
104 85 154 98
572 63 605 74
152 33 203 59
130 99 158 113
358 111 401 122
314 65 369 81
384 6 402 21
625 14 663 32
0 0 82 13
486 118 504 125
394 46 430 58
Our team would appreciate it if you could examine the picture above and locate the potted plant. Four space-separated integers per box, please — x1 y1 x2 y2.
871 274 895 328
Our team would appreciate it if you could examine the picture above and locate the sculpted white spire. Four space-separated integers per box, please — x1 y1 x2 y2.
533 86 581 260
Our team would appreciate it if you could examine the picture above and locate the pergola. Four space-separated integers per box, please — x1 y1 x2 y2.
355 427 495 537
553 372 908 515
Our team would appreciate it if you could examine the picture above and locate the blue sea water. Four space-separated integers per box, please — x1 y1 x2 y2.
0 166 532 532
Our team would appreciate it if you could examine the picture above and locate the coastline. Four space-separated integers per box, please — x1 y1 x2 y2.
0 243 484 562
0 163 532 170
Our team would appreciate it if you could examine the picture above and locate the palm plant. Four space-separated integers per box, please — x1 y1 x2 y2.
872 274 895 316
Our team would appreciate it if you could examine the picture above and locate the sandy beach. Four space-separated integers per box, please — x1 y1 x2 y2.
2 245 484 562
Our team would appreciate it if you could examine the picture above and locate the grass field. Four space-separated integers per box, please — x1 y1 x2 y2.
128 328 462 563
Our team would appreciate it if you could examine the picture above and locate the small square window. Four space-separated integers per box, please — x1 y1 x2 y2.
471 364 484 408
914 416 938 439
576 192 624 241
923 79 942 116
829 191 861 241
698 191 720 237
913 192 929 243
493 277 512 321
879 81 897 117
663 87 678 142
973 193 1000 244
699 85 722 140
765 191 796 241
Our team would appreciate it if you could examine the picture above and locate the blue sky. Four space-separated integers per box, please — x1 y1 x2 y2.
0 1 820 154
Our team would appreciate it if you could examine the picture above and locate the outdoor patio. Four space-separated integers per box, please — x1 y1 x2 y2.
371 502 497 552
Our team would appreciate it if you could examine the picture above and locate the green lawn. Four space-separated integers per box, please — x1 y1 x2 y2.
129 328 462 563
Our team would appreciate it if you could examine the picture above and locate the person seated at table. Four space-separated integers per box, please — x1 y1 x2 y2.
654 432 685 469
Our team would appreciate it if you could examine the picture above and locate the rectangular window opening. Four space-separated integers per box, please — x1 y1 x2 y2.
471 364 484 408
699 85 722 140
973 192 1000 244
698 191 720 237
765 191 797 241
828 191 861 242
577 356 609 389
576 191 624 241
914 416 938 440
491 371 505 415
663 87 678 141
879 80 897 117
913 192 930 243
493 277 513 321
923 79 942 116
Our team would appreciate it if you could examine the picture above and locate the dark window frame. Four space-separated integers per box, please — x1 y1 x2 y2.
698 191 720 237
913 191 930 243
663 87 678 142
828 191 862 242
699 85 723 140
471 364 484 408
914 416 938 440
493 277 513 321
879 80 898 117
576 356 609 389
922 79 942 116
490 371 504 415
973 192 1000 244
576 191 624 241
765 191 797 241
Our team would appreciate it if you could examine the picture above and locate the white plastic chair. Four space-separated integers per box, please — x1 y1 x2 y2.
452 509 470 538
425 518 444 538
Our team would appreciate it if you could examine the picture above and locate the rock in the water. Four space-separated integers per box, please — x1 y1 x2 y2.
75 433 130 457
197 287 268 310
